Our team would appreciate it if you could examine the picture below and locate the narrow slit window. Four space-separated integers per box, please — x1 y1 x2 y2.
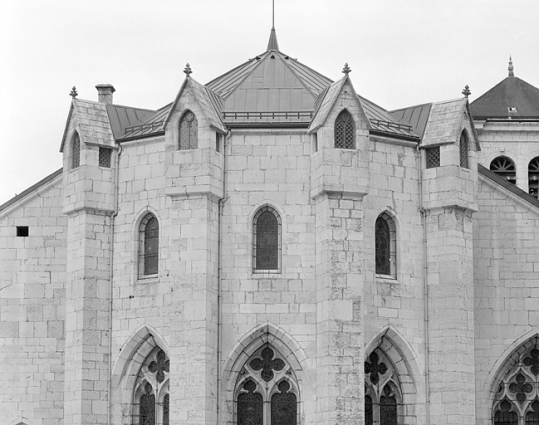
179 111 198 150
139 214 159 277
459 130 469 169
253 206 281 272
72 132 80 169
375 213 396 278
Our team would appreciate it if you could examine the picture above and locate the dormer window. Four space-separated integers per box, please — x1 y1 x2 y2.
179 111 198 150
508 107 518 114
334 110 355 149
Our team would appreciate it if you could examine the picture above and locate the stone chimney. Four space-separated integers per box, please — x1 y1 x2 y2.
95 84 116 104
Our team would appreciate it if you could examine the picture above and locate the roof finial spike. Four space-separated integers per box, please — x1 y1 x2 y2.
69 86 78 98
342 63 351 75
462 85 471 98
508 55 514 77
184 63 192 76
272 0 275 29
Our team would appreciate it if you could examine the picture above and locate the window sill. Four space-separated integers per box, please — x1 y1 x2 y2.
137 274 159 284
376 274 398 284
252 269 282 276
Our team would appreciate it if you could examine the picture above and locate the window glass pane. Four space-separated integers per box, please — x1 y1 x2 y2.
180 111 198 150
140 383 156 425
335 110 355 149
256 210 278 270
365 395 373 425
237 380 263 425
72 133 80 168
271 381 297 425
380 385 398 425
163 394 169 425
460 131 469 168
375 217 391 275
426 147 440 168
494 399 518 425
99 147 112 168
144 216 159 275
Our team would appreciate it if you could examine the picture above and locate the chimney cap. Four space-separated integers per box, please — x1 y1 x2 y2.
95 84 116 93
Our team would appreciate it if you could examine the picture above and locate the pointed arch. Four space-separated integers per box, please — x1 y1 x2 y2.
179 110 198 150
487 333 539 424
71 130 81 169
221 322 308 425
334 109 355 149
459 129 469 168
365 325 424 424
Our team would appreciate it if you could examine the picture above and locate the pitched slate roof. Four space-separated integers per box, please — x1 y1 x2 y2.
470 76 539 119
390 102 432 138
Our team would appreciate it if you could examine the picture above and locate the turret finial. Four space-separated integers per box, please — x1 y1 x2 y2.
462 85 471 98
184 63 192 76
342 63 351 75
70 86 78 98
508 56 514 77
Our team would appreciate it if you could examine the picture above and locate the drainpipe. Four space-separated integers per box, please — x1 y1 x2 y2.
217 129 231 425
417 144 430 425
108 142 122 425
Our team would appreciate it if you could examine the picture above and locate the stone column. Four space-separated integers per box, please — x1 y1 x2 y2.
314 191 365 425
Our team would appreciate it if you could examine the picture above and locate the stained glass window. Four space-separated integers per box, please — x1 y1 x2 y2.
271 381 297 425
490 156 516 185
237 380 263 425
179 111 198 150
493 343 539 424
133 347 169 425
459 130 469 169
334 110 355 149
235 345 298 425
528 157 539 198
380 384 398 425
140 383 156 425
72 132 80 169
139 214 159 277
375 213 395 277
254 207 281 272
364 348 402 425
365 395 373 425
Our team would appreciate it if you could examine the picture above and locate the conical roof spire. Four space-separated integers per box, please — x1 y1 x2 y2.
267 27 279 51
508 56 514 77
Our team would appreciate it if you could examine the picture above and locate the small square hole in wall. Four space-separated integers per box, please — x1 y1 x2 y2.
17 226 29 237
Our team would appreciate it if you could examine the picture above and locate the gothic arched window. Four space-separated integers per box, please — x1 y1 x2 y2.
139 214 159 277
493 345 539 424
72 132 81 169
334 110 355 149
459 130 469 168
375 213 396 278
235 345 299 425
528 157 539 198
253 206 281 272
364 349 402 425
179 110 198 150
490 156 517 185
133 348 170 425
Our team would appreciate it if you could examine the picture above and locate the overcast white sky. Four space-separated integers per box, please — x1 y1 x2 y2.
1 0 538 205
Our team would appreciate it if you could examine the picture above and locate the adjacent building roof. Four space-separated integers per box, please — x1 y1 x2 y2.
470 61 539 119
391 102 432 138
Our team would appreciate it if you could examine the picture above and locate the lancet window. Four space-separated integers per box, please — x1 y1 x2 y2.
459 130 469 168
72 132 80 169
364 349 402 425
334 109 355 149
133 348 170 425
139 214 159 277
528 157 539 198
375 213 396 278
253 206 281 272
493 346 539 425
490 156 517 185
179 110 198 150
235 345 299 425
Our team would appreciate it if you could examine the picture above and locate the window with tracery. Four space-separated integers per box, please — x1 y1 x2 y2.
375 213 396 278
179 110 198 150
235 346 298 425
528 157 539 199
364 349 402 425
72 132 80 169
253 206 281 272
139 214 159 277
490 156 517 185
493 346 539 424
459 130 469 168
334 110 355 149
133 348 170 425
